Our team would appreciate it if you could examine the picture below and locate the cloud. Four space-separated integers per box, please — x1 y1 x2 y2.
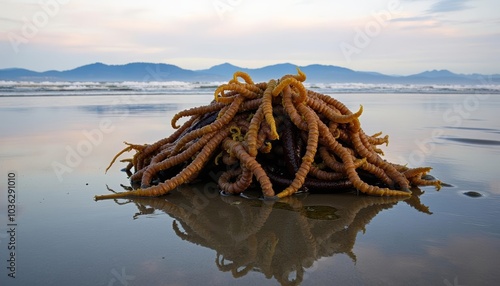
426 0 473 13
0 0 497 74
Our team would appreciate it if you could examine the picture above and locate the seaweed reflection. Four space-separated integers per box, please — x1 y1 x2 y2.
110 185 431 285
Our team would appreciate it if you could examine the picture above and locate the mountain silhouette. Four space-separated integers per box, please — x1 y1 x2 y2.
0 62 498 84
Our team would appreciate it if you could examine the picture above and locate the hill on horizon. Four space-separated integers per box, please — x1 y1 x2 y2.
0 62 498 85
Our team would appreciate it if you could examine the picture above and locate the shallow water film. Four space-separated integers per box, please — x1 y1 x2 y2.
1 92 499 285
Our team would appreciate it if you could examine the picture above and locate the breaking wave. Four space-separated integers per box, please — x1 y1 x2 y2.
1 80 499 97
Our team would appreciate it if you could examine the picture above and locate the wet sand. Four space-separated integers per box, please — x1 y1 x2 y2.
1 93 499 285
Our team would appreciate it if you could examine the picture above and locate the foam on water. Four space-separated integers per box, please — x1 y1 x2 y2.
1 80 499 96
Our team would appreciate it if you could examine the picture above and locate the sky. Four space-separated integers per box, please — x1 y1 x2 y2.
0 0 499 75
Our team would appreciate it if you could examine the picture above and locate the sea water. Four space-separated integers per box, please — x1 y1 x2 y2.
0 83 499 285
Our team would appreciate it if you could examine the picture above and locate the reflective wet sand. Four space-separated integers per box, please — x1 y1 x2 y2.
0 93 499 285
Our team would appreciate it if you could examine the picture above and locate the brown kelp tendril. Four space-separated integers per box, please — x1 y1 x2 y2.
96 69 441 200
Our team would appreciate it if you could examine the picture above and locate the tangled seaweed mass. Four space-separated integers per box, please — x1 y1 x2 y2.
95 69 441 201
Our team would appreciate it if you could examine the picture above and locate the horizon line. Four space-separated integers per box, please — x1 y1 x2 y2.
1 61 499 77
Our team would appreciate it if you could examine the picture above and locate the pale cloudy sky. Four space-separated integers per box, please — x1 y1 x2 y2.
0 0 499 75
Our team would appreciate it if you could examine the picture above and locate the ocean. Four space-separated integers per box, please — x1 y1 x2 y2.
1 80 500 96
0 81 499 285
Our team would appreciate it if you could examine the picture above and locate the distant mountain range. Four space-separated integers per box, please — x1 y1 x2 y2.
0 62 498 84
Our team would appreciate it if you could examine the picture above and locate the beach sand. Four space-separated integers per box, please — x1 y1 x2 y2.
1 92 499 285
